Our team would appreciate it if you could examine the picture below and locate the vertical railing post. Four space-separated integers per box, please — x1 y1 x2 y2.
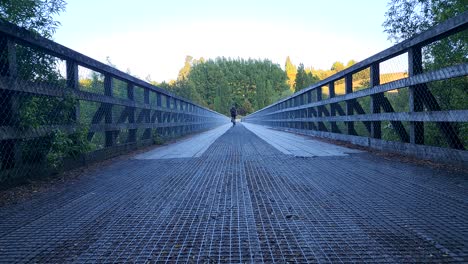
329 82 339 133
299 94 305 130
370 63 381 139
155 92 162 137
316 86 326 131
345 75 356 135
0 36 19 169
127 83 136 142
175 99 180 136
408 46 424 145
290 99 294 129
306 91 315 130
143 88 151 139
66 60 79 122
166 96 171 137
104 74 114 147
183 102 188 135
188 103 192 133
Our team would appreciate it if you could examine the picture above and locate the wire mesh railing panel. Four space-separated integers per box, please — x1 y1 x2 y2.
333 80 345 96
134 86 145 104
150 91 158 106
379 53 408 85
79 100 100 125
0 21 228 187
79 67 105 95
384 88 409 112
116 129 130 145
423 121 468 149
381 121 410 142
113 78 128 100
243 13 468 164
422 30 467 71
426 77 467 111
353 68 371 91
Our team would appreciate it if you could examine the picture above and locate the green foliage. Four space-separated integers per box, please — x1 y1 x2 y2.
285 56 297 92
19 96 76 129
164 57 288 116
330 61 345 72
0 0 66 38
178 55 193 80
346 60 357 68
383 0 466 43
152 130 164 145
383 0 468 148
294 63 319 92
47 127 94 169
17 93 95 169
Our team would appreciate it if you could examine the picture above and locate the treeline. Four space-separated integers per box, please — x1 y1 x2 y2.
157 56 366 116
158 57 290 116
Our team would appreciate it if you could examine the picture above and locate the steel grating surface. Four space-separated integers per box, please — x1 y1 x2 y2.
0 125 467 263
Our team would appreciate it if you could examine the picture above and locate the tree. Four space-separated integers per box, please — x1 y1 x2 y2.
285 56 297 92
383 0 466 43
295 63 319 92
0 1 96 172
178 55 193 80
383 0 467 148
0 0 66 38
346 60 357 68
171 57 287 115
331 61 345 72
295 63 306 92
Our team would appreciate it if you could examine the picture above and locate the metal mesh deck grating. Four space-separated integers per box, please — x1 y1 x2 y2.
0 125 467 263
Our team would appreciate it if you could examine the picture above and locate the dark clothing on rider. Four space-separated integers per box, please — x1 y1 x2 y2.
230 106 237 118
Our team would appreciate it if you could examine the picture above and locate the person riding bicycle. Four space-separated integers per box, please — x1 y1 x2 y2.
230 105 237 126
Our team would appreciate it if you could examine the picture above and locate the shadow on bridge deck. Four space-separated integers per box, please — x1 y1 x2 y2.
0 124 467 263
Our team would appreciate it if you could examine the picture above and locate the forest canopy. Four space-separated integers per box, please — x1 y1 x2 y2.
158 56 362 116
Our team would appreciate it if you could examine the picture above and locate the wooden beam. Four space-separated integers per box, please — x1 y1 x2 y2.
316 86 327 131
246 12 468 114
345 76 356 135
246 63 468 118
370 63 381 139
257 110 468 123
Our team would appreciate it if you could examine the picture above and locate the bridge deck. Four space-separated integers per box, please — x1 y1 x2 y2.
0 124 467 263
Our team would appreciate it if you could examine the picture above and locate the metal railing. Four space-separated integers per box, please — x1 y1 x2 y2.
243 12 468 166
0 20 228 185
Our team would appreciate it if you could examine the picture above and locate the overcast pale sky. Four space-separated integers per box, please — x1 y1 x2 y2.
54 0 393 82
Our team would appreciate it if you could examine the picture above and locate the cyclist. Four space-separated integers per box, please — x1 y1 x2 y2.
230 105 237 126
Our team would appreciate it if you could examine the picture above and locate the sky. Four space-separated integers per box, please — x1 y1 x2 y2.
54 0 394 82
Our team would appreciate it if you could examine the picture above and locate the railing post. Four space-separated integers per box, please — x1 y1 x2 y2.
143 88 151 139
104 74 114 147
329 82 339 133
370 63 381 139
408 46 424 144
316 86 326 131
66 60 79 122
155 92 163 137
306 91 316 130
345 75 356 135
187 103 192 133
0 36 20 169
166 96 171 137
182 102 188 135
299 95 305 130
127 83 136 142
175 99 180 136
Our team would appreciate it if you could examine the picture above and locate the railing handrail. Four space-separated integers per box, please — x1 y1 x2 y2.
247 10 468 116
0 19 221 116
